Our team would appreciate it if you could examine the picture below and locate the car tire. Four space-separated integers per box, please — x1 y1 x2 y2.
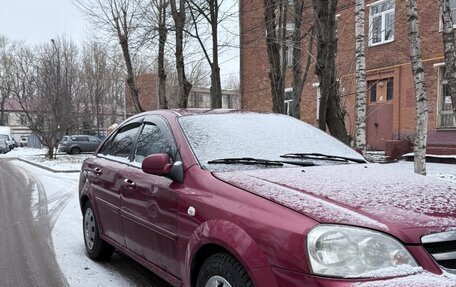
82 202 114 260
71 147 81 154
196 253 253 287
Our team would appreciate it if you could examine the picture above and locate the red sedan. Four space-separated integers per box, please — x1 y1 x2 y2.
79 110 456 287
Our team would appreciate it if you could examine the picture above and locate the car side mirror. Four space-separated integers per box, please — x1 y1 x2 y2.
142 153 173 175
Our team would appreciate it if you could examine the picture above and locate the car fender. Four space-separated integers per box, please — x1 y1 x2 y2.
184 219 276 287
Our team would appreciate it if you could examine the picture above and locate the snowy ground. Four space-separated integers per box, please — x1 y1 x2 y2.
1 147 456 286
1 148 169 287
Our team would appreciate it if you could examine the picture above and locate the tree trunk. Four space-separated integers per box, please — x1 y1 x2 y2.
290 0 312 119
313 0 349 144
406 0 428 175
113 12 143 114
158 0 168 109
355 0 367 150
263 0 287 114
170 0 192 108
439 0 456 118
210 0 222 108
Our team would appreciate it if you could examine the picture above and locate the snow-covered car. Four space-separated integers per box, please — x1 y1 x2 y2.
0 139 9 153
79 110 456 287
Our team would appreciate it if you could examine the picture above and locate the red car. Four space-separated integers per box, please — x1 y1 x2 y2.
79 110 456 287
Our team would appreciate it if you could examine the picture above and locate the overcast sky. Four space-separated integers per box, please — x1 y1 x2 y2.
0 0 88 44
0 0 239 84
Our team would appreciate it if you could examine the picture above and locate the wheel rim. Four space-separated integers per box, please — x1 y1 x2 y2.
205 276 232 287
84 208 96 250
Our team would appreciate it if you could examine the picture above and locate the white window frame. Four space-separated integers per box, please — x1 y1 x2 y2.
437 65 456 128
284 88 293 116
313 83 321 120
368 0 395 46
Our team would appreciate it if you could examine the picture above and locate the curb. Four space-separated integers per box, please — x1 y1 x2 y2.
18 158 81 173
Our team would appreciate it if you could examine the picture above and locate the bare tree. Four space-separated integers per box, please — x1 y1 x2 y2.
406 0 428 175
187 0 230 108
0 36 13 126
290 0 314 119
263 0 288 114
313 0 350 144
354 0 367 150
439 0 456 119
74 0 144 113
170 0 193 108
137 0 169 109
80 41 111 135
10 38 80 158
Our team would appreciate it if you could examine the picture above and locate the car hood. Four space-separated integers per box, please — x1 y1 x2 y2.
214 163 456 243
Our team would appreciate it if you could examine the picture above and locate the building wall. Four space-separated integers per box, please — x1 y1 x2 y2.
240 0 456 150
126 74 159 114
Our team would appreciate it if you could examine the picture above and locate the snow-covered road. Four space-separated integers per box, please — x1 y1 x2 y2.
0 151 170 287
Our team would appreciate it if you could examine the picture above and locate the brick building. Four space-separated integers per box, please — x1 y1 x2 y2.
240 0 456 154
126 73 241 112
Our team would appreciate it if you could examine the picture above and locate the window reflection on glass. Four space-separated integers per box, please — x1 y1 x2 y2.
134 124 170 163
107 123 141 158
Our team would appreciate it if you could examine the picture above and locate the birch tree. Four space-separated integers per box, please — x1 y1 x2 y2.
439 0 456 119
354 0 367 150
406 0 428 175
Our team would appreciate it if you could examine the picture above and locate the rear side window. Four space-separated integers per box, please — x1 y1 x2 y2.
106 123 141 159
134 124 170 163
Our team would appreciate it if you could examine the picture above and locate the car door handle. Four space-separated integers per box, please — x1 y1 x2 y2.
123 178 136 190
94 167 102 176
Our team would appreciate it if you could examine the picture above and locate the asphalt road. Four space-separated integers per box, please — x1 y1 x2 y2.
0 160 68 286
0 159 171 287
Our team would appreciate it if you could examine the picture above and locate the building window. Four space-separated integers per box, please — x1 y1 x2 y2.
439 0 456 29
284 88 293 116
368 81 377 103
439 67 456 128
386 78 394 101
369 0 395 46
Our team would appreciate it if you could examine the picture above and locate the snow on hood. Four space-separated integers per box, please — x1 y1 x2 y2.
214 164 456 240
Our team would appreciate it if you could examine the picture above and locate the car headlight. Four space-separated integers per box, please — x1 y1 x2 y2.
307 225 419 278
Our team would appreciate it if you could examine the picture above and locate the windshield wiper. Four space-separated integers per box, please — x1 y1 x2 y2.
280 153 367 164
207 157 315 167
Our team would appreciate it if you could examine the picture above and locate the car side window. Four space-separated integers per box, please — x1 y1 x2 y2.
134 123 170 163
107 123 141 159
88 136 100 142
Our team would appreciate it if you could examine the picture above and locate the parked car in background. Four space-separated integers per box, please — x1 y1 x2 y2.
0 134 13 150
19 136 28 147
58 135 101 154
79 110 456 287
0 139 9 154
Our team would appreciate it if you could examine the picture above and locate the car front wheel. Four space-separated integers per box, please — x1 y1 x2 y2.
83 202 114 260
196 253 253 287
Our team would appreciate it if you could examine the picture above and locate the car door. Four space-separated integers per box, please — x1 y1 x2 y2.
120 116 181 276
88 136 101 152
89 120 142 246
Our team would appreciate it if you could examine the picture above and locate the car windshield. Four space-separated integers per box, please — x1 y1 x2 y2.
179 113 365 171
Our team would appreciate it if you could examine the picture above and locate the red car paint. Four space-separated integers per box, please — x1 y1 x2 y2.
79 110 456 287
